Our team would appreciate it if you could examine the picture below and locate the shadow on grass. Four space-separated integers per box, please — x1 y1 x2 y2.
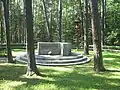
105 69 120 72
103 54 120 59
0 63 120 90
102 52 120 68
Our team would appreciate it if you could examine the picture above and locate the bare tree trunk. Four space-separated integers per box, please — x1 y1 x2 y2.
79 0 84 47
58 0 62 42
49 9 53 42
3 0 14 63
104 0 106 45
42 0 53 42
91 0 105 72
84 0 89 55
101 0 105 45
0 21 4 43
25 0 40 76
42 0 50 40
23 0 26 43
48 0 53 42
17 0 21 43
0 1 4 43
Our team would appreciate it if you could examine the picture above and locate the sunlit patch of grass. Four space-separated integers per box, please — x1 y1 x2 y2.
0 51 120 90
102 51 120 68
12 49 26 52
0 80 27 90
0 63 120 90
73 49 120 69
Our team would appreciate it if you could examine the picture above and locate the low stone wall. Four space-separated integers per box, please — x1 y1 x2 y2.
38 42 72 56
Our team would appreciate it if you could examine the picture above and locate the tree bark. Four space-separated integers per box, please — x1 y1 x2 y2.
3 0 14 63
0 20 4 43
23 0 26 43
79 0 84 47
91 0 105 72
0 1 4 43
58 0 62 42
49 9 53 42
25 0 40 76
84 0 89 55
101 0 105 45
42 0 50 41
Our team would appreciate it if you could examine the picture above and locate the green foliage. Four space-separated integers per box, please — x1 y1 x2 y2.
106 31 119 45
114 0 120 3
1 0 120 46
105 0 120 45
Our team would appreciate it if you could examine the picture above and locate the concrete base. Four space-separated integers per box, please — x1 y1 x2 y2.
15 52 90 66
60 43 72 56
38 42 72 56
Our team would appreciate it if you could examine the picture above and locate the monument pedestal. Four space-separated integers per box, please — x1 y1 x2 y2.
38 42 72 56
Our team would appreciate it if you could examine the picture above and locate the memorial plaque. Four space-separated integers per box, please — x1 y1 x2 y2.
38 42 72 56
38 42 61 55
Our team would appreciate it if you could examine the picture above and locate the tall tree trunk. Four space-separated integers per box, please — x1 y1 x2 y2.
48 0 53 42
58 0 62 42
101 0 105 45
79 0 84 47
49 9 53 42
25 0 39 76
91 0 105 72
0 1 1 43
42 0 50 41
23 0 26 43
0 21 4 43
42 0 53 42
3 0 14 63
84 0 89 55
0 1 4 43
17 0 21 43
104 0 106 45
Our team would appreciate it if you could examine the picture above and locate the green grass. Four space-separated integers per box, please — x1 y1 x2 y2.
0 50 120 90
0 49 7 56
12 49 26 52
0 49 26 57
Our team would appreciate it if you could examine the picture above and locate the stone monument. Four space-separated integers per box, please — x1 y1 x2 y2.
38 42 72 56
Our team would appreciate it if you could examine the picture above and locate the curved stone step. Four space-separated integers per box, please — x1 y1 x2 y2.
36 52 83 60
16 56 90 66
35 56 87 63
36 58 90 66
17 55 86 63
15 56 90 66
15 52 91 66
35 55 83 60
15 52 83 60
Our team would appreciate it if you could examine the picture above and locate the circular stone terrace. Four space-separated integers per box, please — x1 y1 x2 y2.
15 42 90 66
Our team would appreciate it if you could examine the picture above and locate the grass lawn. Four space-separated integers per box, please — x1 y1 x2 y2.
0 50 120 90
